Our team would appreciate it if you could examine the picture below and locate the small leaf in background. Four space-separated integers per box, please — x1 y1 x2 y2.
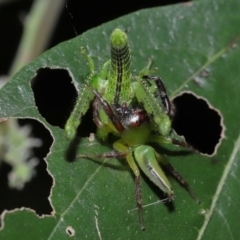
0 119 41 190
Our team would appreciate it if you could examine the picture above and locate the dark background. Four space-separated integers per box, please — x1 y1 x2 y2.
0 0 187 76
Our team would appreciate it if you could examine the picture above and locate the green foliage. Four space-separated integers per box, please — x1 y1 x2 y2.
1 0 240 239
0 119 40 189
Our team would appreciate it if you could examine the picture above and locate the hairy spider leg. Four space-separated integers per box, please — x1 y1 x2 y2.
137 59 172 116
147 134 199 203
91 88 125 133
142 75 174 117
164 161 200 204
149 134 198 153
92 98 103 128
171 138 199 153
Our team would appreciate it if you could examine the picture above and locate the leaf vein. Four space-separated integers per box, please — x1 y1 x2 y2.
47 160 107 240
196 133 240 240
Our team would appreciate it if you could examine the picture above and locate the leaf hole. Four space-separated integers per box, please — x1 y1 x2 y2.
0 118 53 219
31 68 77 129
66 226 75 237
31 68 96 137
172 92 224 155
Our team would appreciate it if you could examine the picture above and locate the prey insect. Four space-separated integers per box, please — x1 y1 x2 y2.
65 28 199 230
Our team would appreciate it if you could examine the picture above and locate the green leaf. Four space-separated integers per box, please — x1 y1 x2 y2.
1 0 240 239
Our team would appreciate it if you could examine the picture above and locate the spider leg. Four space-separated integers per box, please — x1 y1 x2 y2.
165 162 200 203
150 134 198 153
91 88 125 133
155 151 200 204
142 75 174 118
124 155 145 231
171 138 198 153
92 97 103 128
77 151 126 159
135 174 144 230
114 141 145 230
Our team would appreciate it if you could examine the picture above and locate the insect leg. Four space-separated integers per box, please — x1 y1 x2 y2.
65 47 96 140
80 47 95 72
142 75 174 118
65 73 95 140
99 60 111 79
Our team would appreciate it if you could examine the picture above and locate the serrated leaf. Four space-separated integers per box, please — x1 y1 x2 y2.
0 0 240 239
